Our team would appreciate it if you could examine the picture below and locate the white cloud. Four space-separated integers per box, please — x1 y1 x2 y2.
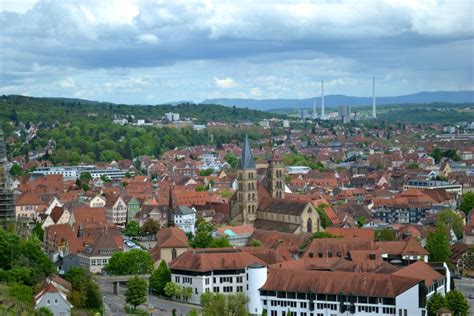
249 87 262 97
136 33 160 45
58 77 76 88
214 77 238 89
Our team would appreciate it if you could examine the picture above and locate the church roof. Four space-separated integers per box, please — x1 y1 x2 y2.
239 134 256 169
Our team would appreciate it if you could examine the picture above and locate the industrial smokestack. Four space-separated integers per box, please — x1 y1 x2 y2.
313 98 317 119
372 76 376 119
321 80 325 119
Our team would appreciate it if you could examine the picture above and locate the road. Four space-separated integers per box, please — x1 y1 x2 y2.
99 280 199 316
454 277 474 313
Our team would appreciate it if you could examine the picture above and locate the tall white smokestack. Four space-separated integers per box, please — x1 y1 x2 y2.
372 76 376 119
321 80 325 119
312 98 317 119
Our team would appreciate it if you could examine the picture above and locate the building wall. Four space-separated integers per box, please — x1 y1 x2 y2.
395 284 425 316
155 247 188 266
36 292 71 316
172 271 246 305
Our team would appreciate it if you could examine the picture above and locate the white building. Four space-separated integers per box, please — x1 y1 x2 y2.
173 205 196 234
165 112 180 122
30 166 134 180
169 249 266 304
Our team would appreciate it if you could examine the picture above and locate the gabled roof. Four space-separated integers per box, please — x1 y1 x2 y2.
325 227 375 240
169 248 266 272
377 238 429 256
156 226 189 248
174 205 194 216
392 261 443 287
261 268 421 298
258 197 309 216
239 134 256 169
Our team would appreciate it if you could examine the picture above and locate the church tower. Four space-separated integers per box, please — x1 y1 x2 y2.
268 154 285 199
235 134 258 225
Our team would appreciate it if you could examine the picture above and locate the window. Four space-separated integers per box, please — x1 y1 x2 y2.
237 286 243 292
236 276 243 283
54 299 58 305
205 278 210 285
46 300 51 305
213 287 219 292
195 288 198 294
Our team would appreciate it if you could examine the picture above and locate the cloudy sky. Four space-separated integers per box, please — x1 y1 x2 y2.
1 0 473 104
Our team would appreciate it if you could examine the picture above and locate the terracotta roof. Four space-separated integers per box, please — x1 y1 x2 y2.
304 239 378 258
325 228 375 240
16 192 47 206
217 225 254 236
71 206 106 225
258 197 309 216
240 247 293 264
261 268 421 298
47 274 72 292
169 248 266 272
392 261 443 287
249 229 310 249
50 206 65 223
156 226 189 248
253 219 300 234
377 238 428 256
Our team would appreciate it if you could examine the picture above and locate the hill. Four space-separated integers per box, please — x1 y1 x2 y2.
0 95 286 124
203 91 474 111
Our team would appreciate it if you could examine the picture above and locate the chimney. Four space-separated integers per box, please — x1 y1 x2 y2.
372 76 376 119
321 80 325 119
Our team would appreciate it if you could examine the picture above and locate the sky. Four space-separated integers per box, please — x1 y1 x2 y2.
1 0 473 104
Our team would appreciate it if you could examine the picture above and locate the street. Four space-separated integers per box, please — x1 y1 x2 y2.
454 277 474 313
99 280 199 316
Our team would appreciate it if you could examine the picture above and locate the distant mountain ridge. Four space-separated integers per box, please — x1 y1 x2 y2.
202 91 474 110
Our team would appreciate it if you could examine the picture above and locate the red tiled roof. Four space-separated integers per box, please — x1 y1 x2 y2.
325 227 375 240
392 261 443 287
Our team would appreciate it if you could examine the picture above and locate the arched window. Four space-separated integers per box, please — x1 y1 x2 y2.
252 205 255 213
251 183 255 190
252 193 255 201
307 218 313 233
248 193 251 201
248 183 251 190
248 205 251 213
172 248 177 260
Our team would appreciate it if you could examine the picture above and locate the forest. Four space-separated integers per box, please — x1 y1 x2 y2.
0 95 276 164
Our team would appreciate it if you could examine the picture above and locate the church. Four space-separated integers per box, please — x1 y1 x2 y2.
230 135 323 234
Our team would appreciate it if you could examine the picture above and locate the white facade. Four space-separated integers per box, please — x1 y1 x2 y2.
174 206 196 234
165 112 180 122
107 197 128 224
30 166 133 180
172 270 246 304
246 264 267 316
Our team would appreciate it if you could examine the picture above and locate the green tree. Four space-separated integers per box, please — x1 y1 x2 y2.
9 283 33 304
446 290 469 316
209 236 231 248
200 292 249 316
249 239 262 247
460 192 474 216
427 293 447 316
9 164 23 176
64 267 102 309
311 232 338 239
376 229 396 241
224 152 238 168
125 220 140 237
426 225 451 262
149 260 171 296
356 216 366 228
436 209 463 239
125 276 148 309
199 168 214 176
431 147 443 164
32 221 44 242
105 249 153 275
85 281 103 309
315 204 331 228
35 307 54 316
164 282 179 298
140 219 160 237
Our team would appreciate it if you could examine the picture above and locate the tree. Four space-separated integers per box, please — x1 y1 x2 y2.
199 168 214 176
200 292 249 316
249 239 262 247
32 221 44 242
125 220 140 237
446 290 469 316
35 307 53 316
125 276 148 309
431 147 443 164
9 164 23 177
426 224 451 262
209 236 231 248
315 204 331 228
376 229 396 241
356 216 366 228
427 293 447 316
311 232 338 239
460 192 474 216
149 260 171 296
105 249 154 275
140 219 160 237
436 209 463 239
64 267 102 310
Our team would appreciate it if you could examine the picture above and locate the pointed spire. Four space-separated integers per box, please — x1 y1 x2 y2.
239 134 256 169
